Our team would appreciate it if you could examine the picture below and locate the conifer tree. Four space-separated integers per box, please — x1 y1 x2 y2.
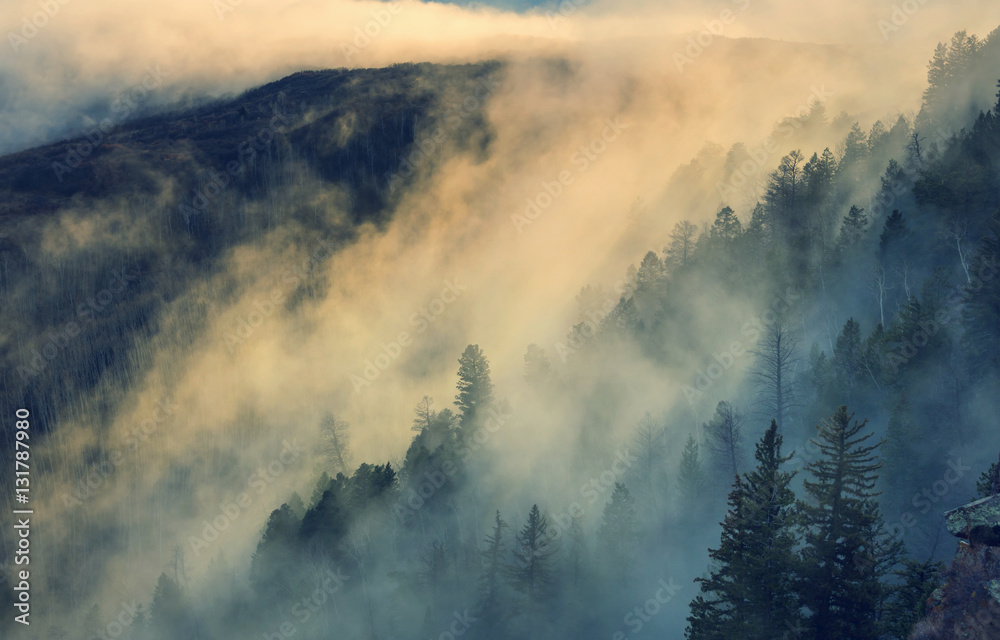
677 434 706 511
598 482 638 583
686 421 801 640
798 406 903 640
478 511 509 635
455 344 495 434
507 504 557 604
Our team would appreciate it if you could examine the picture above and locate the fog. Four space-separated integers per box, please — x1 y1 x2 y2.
1 0 1000 638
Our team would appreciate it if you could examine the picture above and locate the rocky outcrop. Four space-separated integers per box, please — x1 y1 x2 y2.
945 495 1000 546
909 494 1000 639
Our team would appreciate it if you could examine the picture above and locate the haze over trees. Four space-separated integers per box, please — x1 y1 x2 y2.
1 20 999 640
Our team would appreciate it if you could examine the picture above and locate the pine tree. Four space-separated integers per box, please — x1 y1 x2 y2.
251 504 303 600
832 318 864 402
478 511 509 635
798 406 903 640
507 504 557 605
961 208 1000 379
677 435 706 511
686 421 801 639
455 344 495 434
598 482 637 583
709 206 742 248
523 344 553 386
837 205 868 251
149 573 185 640
883 558 943 640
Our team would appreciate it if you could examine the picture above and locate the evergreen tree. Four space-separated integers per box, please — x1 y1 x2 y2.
976 457 999 498
523 344 553 386
686 421 801 640
677 434 706 511
507 504 557 604
478 511 510 636
837 205 869 251
455 344 495 434
149 573 185 640
883 559 943 640
598 482 637 583
879 209 909 254
961 208 1000 379
832 318 864 402
251 504 303 600
798 406 904 640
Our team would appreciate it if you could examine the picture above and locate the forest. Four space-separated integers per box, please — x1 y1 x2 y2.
1 15 999 640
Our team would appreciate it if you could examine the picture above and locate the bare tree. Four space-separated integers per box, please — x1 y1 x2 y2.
412 396 435 432
629 412 667 512
945 220 972 283
703 401 744 487
869 260 892 327
664 220 699 269
320 412 351 475
750 320 799 433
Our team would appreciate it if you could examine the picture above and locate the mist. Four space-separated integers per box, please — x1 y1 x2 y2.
2 1 1000 638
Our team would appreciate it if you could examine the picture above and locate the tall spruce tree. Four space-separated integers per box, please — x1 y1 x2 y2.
686 421 801 640
455 344 495 435
507 504 557 605
798 406 903 640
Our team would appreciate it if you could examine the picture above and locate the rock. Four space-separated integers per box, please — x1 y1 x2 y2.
945 495 1000 546
989 579 1000 605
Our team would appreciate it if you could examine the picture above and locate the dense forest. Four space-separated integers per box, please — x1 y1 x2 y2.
2 21 1000 640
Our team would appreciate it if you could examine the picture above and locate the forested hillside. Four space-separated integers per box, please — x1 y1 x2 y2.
2 22 1000 640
